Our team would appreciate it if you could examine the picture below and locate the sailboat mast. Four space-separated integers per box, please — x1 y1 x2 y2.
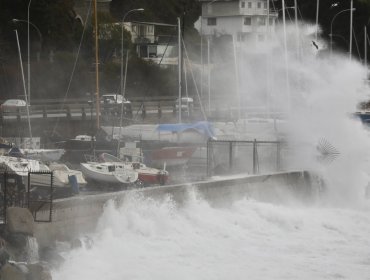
365 26 368 69
15 30 32 139
349 0 353 61
94 0 100 130
178 17 182 123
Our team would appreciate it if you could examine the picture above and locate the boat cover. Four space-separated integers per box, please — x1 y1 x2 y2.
157 121 215 139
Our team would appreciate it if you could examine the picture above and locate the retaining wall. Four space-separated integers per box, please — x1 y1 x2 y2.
34 170 316 248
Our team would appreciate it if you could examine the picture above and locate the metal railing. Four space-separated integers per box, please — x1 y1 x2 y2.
0 170 54 224
207 139 284 177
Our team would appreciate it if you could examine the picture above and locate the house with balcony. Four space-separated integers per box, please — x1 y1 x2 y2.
124 21 178 67
199 0 277 43
99 21 178 67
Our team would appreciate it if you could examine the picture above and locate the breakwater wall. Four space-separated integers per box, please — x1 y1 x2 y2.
34 170 316 247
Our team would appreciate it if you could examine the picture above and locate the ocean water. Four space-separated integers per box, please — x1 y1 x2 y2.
52 191 370 280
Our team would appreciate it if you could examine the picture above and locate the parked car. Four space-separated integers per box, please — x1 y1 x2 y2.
175 97 194 115
0 99 27 112
100 94 132 117
100 94 130 105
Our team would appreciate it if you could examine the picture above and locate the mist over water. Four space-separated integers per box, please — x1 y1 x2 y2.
231 23 370 205
53 22 370 279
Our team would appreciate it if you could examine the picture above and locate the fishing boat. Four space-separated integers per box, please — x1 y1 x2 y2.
80 161 138 185
99 153 169 185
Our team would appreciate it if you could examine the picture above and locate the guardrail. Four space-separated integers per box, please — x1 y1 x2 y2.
0 100 179 123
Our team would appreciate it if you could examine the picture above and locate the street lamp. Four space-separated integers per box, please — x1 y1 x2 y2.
120 8 144 98
12 18 43 105
12 19 43 43
330 7 356 58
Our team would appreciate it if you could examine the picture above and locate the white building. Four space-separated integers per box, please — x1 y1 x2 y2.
199 0 277 42
126 22 178 67
99 21 178 67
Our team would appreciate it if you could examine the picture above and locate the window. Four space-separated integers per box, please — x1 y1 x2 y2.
264 2 267 9
244 17 252 25
147 25 154 33
248 2 252 8
257 2 261 9
207 18 217 26
148 45 157 57
269 18 274 25
108 165 115 172
258 34 265 41
241 1 245 8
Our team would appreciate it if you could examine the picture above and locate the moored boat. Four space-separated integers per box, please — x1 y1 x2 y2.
99 153 169 185
80 161 138 185
21 148 65 162
0 155 82 198
31 163 87 189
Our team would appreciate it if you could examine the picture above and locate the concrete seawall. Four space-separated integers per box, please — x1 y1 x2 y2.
34 170 316 247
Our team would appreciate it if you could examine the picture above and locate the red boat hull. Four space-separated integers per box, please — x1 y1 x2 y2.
138 172 169 185
146 146 197 168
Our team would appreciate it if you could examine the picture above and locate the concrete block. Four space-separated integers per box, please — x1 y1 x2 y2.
6 207 35 236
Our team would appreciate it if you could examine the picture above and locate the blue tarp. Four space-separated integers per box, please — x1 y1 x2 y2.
157 121 215 139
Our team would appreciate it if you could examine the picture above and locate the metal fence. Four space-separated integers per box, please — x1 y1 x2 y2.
207 139 283 177
0 170 53 224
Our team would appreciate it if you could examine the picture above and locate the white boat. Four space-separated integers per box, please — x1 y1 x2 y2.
99 153 169 185
0 155 51 193
80 161 138 185
0 155 47 178
49 163 87 187
20 148 65 162
0 156 83 198
31 163 87 188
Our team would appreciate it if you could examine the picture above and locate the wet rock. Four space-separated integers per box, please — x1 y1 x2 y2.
71 238 82 249
4 233 28 248
2 233 40 263
0 247 10 267
0 237 10 268
39 247 65 269
71 236 94 249
6 207 34 236
0 263 27 280
27 263 52 280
